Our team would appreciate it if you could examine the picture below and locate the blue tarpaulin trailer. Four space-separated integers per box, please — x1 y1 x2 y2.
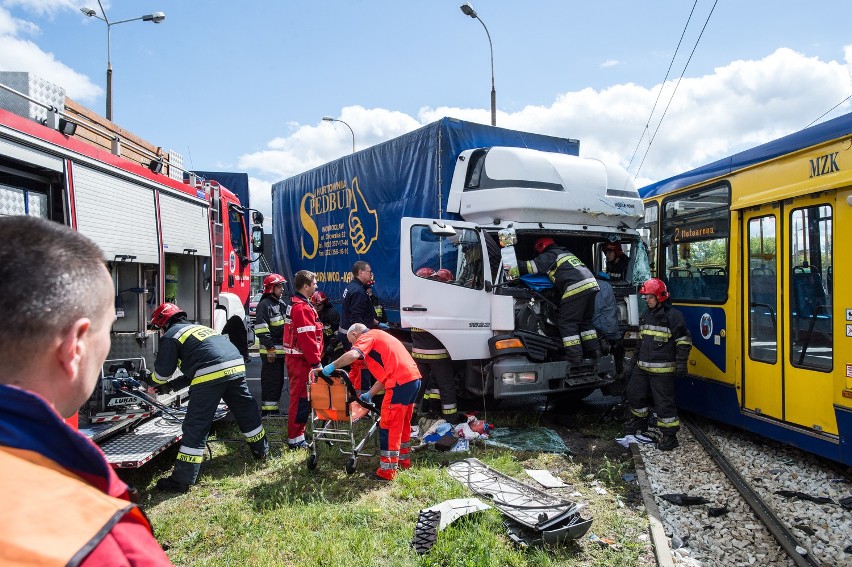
270 117 580 321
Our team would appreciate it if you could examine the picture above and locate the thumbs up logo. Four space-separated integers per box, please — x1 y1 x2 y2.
348 176 378 254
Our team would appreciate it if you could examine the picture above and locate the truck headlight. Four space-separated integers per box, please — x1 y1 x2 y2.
501 371 537 385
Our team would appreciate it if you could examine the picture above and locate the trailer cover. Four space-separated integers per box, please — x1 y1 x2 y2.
271 117 580 316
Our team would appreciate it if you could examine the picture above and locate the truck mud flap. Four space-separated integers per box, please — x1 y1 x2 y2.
447 458 591 545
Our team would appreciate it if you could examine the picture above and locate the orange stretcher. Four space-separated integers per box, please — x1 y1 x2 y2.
306 369 380 474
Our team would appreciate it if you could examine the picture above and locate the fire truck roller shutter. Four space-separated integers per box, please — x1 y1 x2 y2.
72 165 159 264
160 192 211 257
0 136 63 173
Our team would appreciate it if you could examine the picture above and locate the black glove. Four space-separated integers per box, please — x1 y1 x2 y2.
676 363 688 378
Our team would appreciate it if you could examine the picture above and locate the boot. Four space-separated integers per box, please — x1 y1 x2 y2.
657 431 679 451
624 417 648 436
156 476 191 493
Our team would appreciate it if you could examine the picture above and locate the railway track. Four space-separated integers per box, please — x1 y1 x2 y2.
633 414 852 566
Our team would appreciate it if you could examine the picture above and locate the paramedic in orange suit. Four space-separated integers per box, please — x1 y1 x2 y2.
321 323 421 480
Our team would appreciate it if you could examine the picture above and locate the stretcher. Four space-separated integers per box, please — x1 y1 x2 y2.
306 369 380 474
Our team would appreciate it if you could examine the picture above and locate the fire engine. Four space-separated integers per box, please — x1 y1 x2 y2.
0 72 260 467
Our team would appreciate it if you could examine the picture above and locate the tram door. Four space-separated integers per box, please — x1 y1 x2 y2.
742 196 836 434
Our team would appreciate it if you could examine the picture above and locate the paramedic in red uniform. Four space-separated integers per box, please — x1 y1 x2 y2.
254 273 288 415
0 215 172 565
321 323 422 480
282 270 323 449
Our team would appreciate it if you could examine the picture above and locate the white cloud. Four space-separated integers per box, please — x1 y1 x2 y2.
0 5 101 101
240 46 852 205
2 0 81 17
601 60 620 68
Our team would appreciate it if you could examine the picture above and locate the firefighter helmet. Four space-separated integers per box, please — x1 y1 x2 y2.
262 273 287 294
639 278 670 303
310 290 328 306
534 237 556 254
151 303 186 329
434 268 454 282
603 242 623 255
416 267 435 278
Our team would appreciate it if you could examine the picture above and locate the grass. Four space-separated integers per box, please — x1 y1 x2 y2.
121 403 650 566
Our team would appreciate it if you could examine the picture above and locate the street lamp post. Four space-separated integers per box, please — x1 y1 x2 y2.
81 2 165 121
322 116 356 154
460 2 496 126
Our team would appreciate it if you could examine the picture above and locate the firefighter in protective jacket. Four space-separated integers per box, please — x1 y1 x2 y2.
518 237 602 363
148 303 268 492
625 278 692 451
282 271 324 448
255 273 288 415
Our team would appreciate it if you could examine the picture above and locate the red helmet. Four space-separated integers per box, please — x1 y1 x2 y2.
262 273 287 294
534 237 555 254
603 242 623 255
310 290 328 306
639 278 670 303
434 268 454 282
416 267 435 278
151 302 186 329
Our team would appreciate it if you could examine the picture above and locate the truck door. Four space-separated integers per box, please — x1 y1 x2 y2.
400 218 493 359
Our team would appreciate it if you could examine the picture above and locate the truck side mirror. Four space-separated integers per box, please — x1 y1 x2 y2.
252 210 264 225
251 226 264 253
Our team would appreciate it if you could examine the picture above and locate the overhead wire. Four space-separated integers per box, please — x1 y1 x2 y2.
625 0 699 175
804 93 852 128
633 0 719 181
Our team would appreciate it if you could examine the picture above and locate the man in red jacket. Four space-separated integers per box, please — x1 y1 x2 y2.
0 216 172 565
321 323 421 480
283 270 324 448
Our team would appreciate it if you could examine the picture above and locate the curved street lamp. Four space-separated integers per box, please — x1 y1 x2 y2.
322 116 356 154
460 2 496 126
81 1 165 121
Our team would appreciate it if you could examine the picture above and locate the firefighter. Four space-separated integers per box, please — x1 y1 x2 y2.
0 216 172 565
148 303 268 492
282 270 324 449
255 273 288 415
519 237 602 363
311 290 343 365
410 267 463 424
603 242 630 281
366 282 388 325
593 271 625 376
625 278 692 451
321 323 422 480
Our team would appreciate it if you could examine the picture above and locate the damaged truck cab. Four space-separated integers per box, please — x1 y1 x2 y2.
400 145 645 400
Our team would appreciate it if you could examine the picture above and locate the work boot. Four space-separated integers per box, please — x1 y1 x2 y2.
657 432 679 451
156 476 190 493
252 449 269 461
624 417 648 436
288 440 309 450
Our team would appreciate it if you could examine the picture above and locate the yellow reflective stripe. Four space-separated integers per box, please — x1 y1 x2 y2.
641 329 672 340
412 352 450 360
176 453 203 464
244 428 266 443
562 338 581 347
270 320 285 327
561 278 598 299
176 325 218 344
191 363 246 385
657 419 681 428
150 372 168 384
525 260 537 274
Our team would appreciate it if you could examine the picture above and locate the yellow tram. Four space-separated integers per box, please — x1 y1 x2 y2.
639 113 852 464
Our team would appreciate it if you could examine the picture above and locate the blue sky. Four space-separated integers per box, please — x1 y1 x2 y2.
2 0 852 226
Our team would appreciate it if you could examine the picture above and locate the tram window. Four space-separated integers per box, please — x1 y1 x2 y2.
661 184 730 302
640 203 659 278
789 204 832 372
747 216 777 364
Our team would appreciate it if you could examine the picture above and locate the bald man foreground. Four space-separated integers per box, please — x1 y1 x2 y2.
0 216 172 566
321 323 421 480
